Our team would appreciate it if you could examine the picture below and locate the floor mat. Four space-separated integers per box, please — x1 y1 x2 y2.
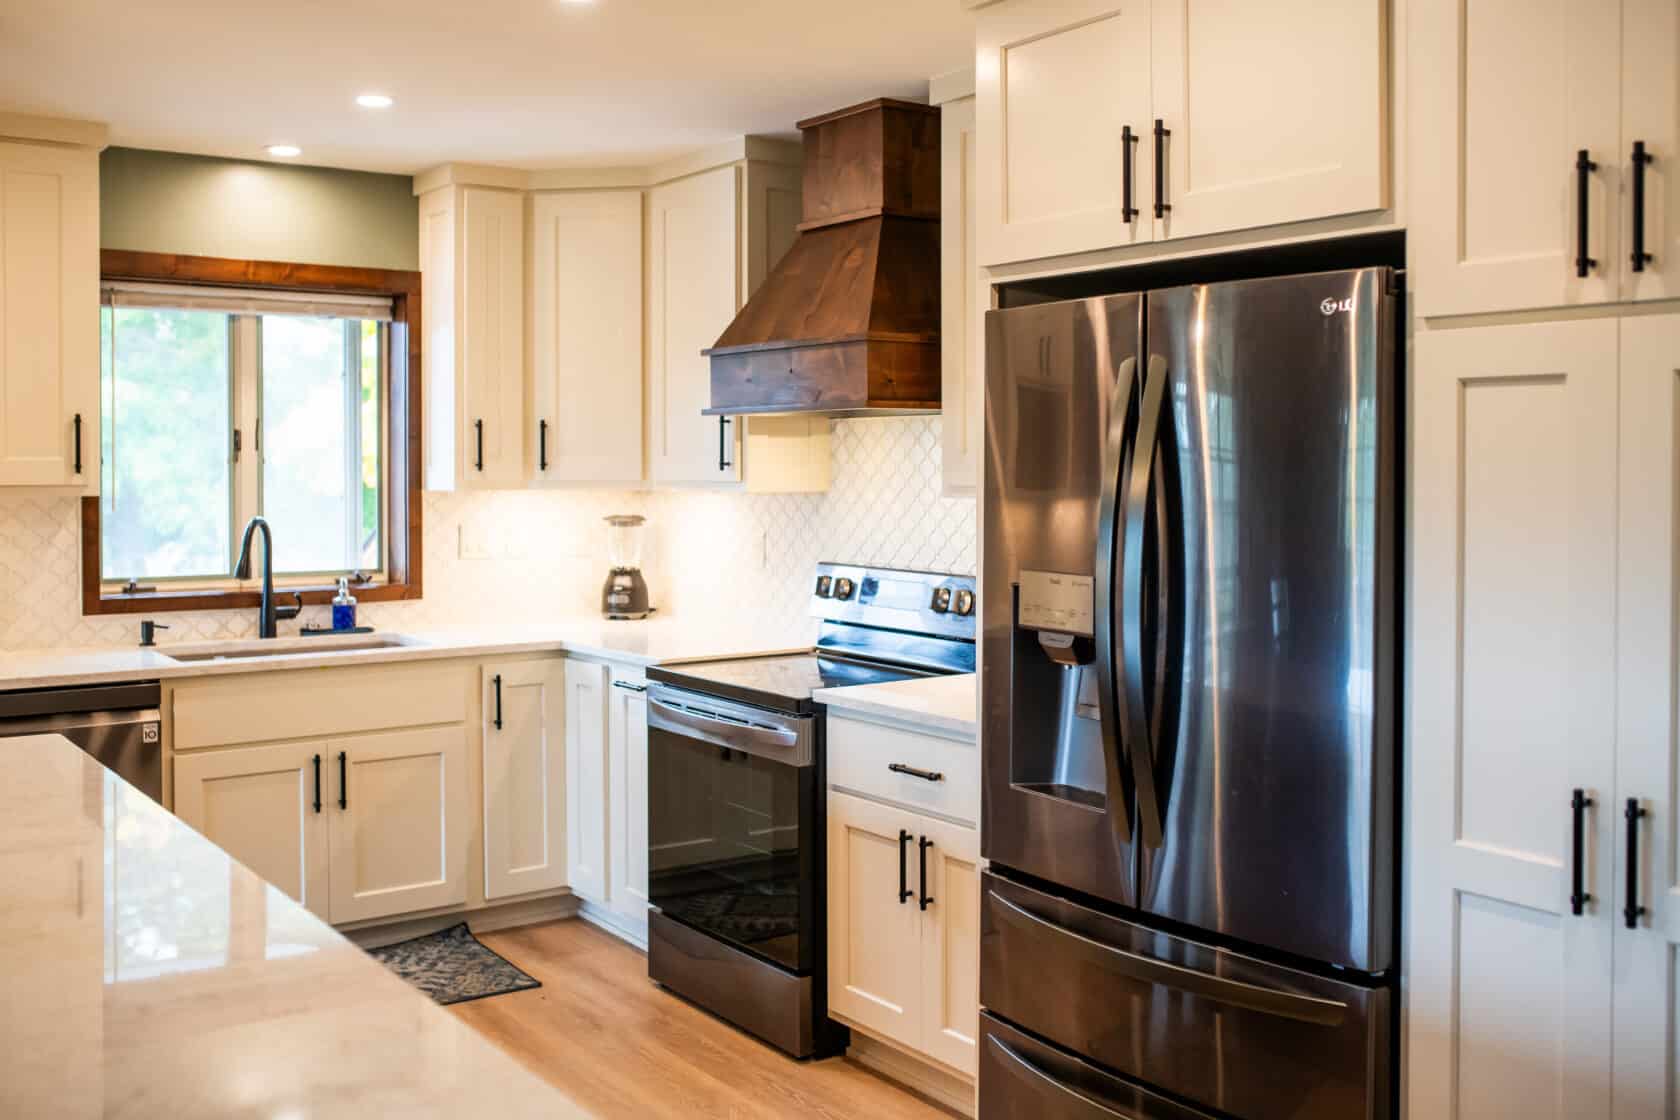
367 922 541 1006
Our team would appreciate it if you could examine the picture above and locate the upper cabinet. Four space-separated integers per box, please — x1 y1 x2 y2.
1412 0 1677 316
976 0 1387 267
0 137 99 489
529 190 644 484
418 184 525 489
939 91 983 497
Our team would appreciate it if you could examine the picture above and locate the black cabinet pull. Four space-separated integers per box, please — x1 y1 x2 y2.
898 829 913 904
1575 149 1598 278
312 754 322 814
539 418 549 472
337 751 348 810
918 835 934 911
717 415 733 472
888 762 944 783
1152 119 1171 219
474 418 484 471
1121 125 1139 223
73 413 82 475
1625 798 1648 929
1632 140 1654 272
493 673 503 730
1570 788 1593 915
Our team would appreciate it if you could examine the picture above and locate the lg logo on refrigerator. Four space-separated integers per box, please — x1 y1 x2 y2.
1321 297 1355 315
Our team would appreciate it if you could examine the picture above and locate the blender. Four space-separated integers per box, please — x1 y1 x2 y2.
601 514 651 620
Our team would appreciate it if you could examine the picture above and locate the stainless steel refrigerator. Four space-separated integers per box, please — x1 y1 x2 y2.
979 268 1399 1120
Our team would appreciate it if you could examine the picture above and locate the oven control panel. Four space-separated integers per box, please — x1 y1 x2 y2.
809 562 977 640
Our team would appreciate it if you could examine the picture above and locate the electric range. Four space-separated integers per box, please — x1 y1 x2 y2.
642 562 977 1059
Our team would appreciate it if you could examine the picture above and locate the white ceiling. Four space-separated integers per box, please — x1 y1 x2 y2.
0 0 976 175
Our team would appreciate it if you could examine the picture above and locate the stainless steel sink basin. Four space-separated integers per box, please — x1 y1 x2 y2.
162 634 417 663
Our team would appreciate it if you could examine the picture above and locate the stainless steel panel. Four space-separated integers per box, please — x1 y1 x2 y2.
981 873 1392 1120
982 294 1140 907
979 1013 1218 1120
0 705 163 804
1134 268 1397 971
646 684 814 766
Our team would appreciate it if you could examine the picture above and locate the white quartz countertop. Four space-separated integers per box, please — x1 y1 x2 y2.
0 616 814 692
0 733 591 1119
815 671 978 738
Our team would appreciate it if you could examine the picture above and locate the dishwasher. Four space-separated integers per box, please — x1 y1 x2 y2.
0 682 163 803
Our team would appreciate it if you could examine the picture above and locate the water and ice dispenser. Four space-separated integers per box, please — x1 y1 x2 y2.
1007 569 1108 809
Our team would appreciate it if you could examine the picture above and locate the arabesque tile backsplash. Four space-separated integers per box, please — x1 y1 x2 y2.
0 417 977 651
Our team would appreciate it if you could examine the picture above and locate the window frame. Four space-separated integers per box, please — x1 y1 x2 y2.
83 250 423 617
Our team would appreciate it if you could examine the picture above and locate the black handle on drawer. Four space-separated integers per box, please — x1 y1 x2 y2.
312 753 322 814
338 751 348 810
1570 788 1593 915
1576 149 1599 278
73 413 83 475
1152 119 1171 219
1120 125 1139 223
474 418 484 471
493 673 503 730
918 835 934 911
539 418 549 472
1633 140 1654 272
1626 797 1648 929
717 415 733 472
888 762 944 783
898 829 913 904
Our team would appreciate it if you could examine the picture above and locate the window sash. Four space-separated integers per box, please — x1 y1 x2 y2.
102 281 394 321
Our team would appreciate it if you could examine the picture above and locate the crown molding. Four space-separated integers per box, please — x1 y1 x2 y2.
0 112 109 149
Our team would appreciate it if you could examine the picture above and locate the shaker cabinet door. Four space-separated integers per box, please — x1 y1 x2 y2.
1409 318 1618 1119
916 816 981 1077
1621 0 1679 303
459 186 525 487
483 660 567 901
564 658 611 904
607 668 650 929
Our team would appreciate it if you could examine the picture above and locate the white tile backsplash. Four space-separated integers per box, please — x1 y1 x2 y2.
0 417 976 651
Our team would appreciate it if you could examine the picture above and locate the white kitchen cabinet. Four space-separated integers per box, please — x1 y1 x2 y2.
1611 313 1680 1118
606 667 650 932
564 657 610 905
529 190 644 483
828 789 980 1079
482 660 566 901
0 140 98 489
327 725 470 924
1408 317 1619 1118
1148 0 1386 242
174 740 334 920
975 0 1154 266
418 184 525 489
1621 0 1679 304
939 94 982 496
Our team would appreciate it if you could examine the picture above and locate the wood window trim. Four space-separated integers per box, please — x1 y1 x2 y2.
83 249 424 617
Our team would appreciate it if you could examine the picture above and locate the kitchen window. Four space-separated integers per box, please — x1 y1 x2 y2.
84 251 422 616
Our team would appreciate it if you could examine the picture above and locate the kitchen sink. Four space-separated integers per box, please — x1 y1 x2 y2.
162 634 418 663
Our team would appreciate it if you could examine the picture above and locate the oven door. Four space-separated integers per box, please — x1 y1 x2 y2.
647 684 818 974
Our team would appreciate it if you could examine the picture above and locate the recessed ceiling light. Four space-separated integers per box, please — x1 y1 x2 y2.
266 144 301 158
356 93 394 109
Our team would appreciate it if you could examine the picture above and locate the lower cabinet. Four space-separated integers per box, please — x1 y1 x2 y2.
564 658 610 904
606 666 650 931
175 727 470 925
483 660 567 900
828 789 981 1078
564 657 652 942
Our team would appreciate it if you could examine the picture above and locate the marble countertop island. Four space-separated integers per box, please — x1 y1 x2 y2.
0 733 592 1119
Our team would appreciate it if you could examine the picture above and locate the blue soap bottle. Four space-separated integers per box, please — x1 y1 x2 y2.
332 576 358 631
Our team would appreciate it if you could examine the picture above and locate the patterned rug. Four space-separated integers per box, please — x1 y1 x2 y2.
367 922 541 1006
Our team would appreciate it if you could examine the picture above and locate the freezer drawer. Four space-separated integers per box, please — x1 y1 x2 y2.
979 1013 1216 1120
981 873 1391 1120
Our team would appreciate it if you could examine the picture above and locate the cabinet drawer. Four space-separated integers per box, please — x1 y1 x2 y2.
827 713 978 825
172 662 471 750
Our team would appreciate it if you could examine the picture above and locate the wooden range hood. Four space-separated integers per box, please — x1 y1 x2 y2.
705 98 941 417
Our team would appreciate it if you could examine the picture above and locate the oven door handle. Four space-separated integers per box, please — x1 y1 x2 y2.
647 693 813 766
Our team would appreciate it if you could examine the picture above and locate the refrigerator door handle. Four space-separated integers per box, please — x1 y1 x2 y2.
989 890 1349 1027
1122 354 1172 848
986 1033 1135 1119
1094 355 1140 840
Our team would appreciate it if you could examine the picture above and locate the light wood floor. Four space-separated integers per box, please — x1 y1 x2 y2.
453 919 960 1120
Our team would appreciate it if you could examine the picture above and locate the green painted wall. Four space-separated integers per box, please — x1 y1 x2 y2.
100 148 418 272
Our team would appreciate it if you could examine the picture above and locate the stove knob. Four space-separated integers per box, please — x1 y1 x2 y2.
815 575 833 598
832 577 855 601
954 588 975 616
930 587 952 613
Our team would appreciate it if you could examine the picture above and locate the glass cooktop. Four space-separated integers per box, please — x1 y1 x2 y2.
647 652 933 715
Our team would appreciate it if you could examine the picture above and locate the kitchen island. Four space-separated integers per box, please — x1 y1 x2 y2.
0 733 592 1119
